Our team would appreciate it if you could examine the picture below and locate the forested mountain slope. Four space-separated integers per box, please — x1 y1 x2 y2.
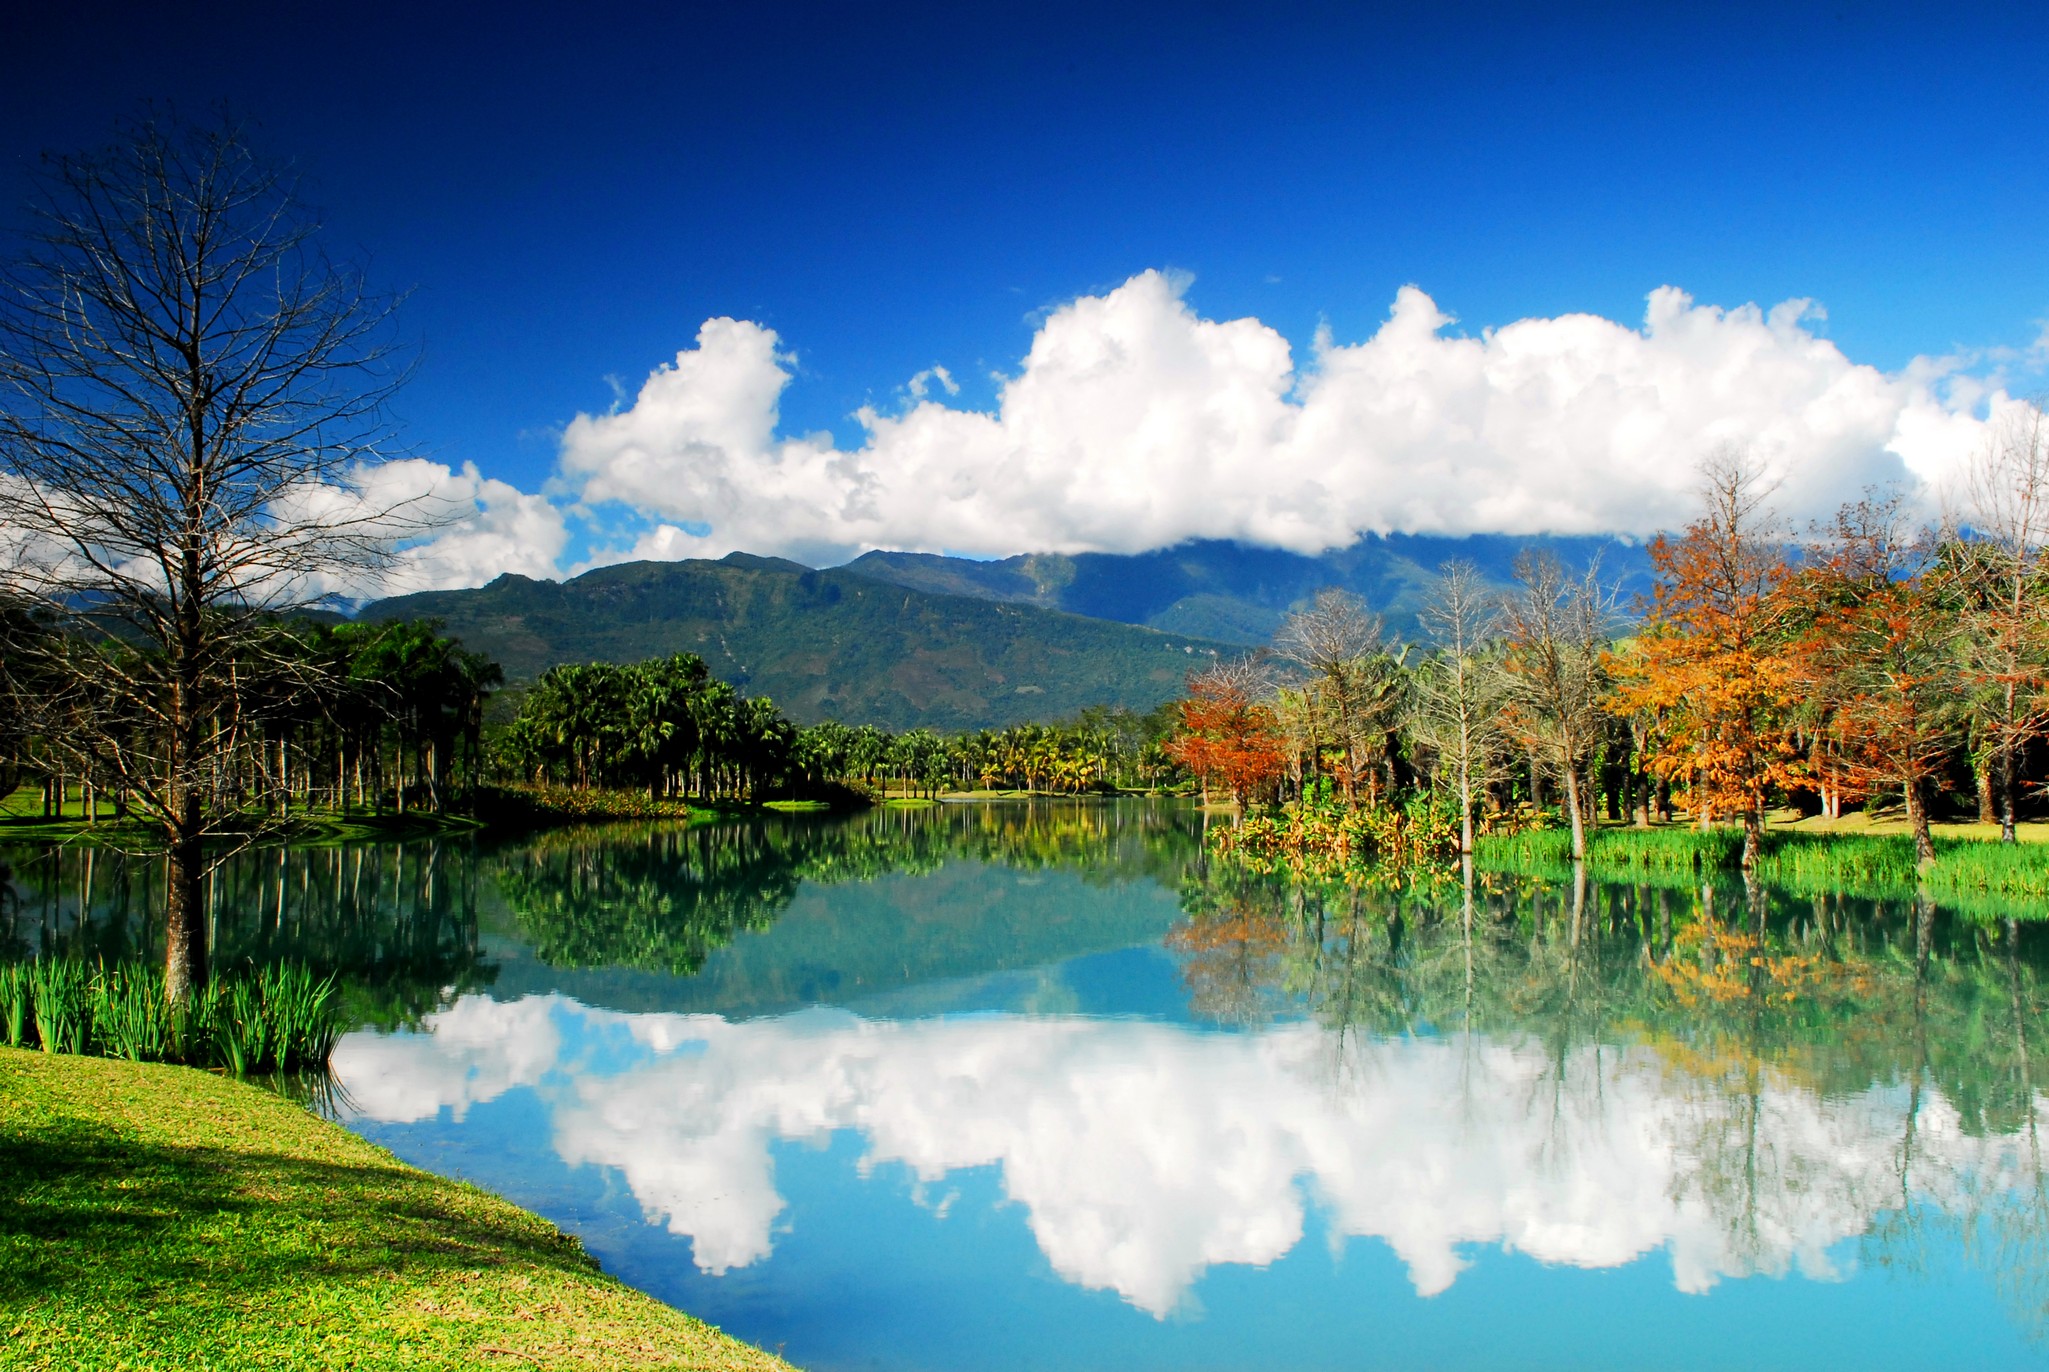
358 555 1232 730
842 533 1652 644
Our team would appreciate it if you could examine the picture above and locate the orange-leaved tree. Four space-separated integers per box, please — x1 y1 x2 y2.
1608 452 1803 868
1166 662 1286 809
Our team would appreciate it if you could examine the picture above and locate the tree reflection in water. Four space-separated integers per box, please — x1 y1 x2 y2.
0 839 492 1027
1167 854 2049 1337
0 799 1202 1020
484 799 1200 975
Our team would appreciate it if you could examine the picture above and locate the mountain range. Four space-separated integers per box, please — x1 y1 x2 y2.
358 534 1649 730
841 533 1650 645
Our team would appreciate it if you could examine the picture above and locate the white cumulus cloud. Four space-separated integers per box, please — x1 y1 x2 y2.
282 457 571 600
547 272 2019 570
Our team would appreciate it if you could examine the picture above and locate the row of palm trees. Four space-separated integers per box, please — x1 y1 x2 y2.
494 657 1188 802
792 708 1181 798
497 655 796 802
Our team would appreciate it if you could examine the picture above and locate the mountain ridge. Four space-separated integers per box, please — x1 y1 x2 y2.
839 532 1652 644
360 555 1232 730
357 534 1654 730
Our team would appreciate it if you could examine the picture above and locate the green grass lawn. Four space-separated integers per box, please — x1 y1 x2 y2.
0 1049 795 1371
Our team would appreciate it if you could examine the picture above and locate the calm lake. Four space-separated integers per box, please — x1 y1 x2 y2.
9 800 2049 1370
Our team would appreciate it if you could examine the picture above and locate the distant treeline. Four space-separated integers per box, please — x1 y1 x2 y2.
1 613 1198 822
497 652 1186 801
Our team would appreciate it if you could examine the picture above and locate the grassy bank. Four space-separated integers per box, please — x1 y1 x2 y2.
0 1050 794 1371
1474 822 2049 916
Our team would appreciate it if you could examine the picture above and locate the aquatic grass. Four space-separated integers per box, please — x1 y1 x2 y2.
217 978 268 1076
1 962 30 1048
1593 826 1743 874
1758 833 1917 892
91 963 176 1062
30 958 92 1055
261 963 343 1070
1473 823 2049 919
0 959 344 1071
1926 838 2049 899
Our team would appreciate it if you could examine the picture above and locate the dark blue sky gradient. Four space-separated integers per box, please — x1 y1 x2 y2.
5 0 2046 494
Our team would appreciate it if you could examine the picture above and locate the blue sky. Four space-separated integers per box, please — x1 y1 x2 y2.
6 1 2047 586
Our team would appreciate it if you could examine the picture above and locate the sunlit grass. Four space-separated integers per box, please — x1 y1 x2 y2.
1472 819 2049 918
0 1049 792 1371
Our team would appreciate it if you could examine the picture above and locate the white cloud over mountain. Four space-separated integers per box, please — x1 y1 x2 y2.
365 273 2028 591
334 995 2040 1317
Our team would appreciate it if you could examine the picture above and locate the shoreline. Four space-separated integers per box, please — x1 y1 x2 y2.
0 784 1195 850
0 1047 795 1371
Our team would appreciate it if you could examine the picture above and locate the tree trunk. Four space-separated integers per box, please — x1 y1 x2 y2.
1562 764 1587 862
162 827 207 1003
1457 760 1475 856
2001 744 2018 845
1741 804 1763 871
1978 761 1997 825
1906 778 1936 867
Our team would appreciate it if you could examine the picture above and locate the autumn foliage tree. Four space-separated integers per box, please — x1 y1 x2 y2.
1609 453 1803 868
1166 662 1286 809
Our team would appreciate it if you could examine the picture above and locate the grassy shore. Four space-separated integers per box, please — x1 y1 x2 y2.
0 1049 794 1371
1474 815 2049 916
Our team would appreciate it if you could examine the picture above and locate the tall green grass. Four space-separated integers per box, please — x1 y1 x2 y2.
1472 824 2049 918
0 959 342 1073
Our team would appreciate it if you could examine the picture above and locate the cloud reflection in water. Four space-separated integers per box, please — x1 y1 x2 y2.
332 995 2040 1317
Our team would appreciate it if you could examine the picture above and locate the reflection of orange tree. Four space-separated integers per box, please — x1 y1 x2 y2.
1650 920 1834 1009
1165 896 1291 1026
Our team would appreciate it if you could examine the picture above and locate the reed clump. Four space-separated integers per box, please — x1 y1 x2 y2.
1214 794 1462 871
0 959 341 1073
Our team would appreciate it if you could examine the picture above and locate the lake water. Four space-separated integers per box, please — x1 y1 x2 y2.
9 801 2049 1370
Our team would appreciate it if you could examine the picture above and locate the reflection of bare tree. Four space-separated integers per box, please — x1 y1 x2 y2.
1170 857 2049 1307
0 838 492 1025
1864 912 2049 1343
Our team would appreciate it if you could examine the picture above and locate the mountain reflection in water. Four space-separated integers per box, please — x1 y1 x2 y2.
9 802 2049 1368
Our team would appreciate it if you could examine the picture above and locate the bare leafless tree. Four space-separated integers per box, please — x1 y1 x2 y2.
0 111 420 1001
1273 588 1405 805
1410 560 1505 854
1502 549 1613 861
1960 402 2049 843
